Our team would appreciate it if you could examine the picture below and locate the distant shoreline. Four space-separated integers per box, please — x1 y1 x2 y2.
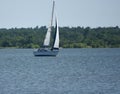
0 26 120 48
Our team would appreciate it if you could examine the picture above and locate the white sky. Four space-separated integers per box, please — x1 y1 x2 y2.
0 0 120 28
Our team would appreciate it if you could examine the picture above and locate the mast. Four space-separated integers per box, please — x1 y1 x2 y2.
43 1 55 47
51 0 55 26
52 17 59 50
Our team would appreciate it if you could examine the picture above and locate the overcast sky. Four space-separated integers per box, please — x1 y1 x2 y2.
0 0 120 28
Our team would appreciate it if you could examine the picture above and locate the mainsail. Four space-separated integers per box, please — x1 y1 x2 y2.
52 18 59 49
43 26 51 46
43 1 55 47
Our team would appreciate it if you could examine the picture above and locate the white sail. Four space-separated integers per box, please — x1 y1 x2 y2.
53 18 59 49
43 26 51 46
43 1 55 47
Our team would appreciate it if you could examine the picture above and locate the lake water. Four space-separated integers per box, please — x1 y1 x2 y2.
0 48 120 94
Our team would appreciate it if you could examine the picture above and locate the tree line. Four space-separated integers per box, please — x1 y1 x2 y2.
0 26 120 48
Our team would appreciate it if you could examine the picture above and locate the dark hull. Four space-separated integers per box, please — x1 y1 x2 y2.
33 49 59 56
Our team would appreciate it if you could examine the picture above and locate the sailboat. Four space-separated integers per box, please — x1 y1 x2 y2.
33 1 59 56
